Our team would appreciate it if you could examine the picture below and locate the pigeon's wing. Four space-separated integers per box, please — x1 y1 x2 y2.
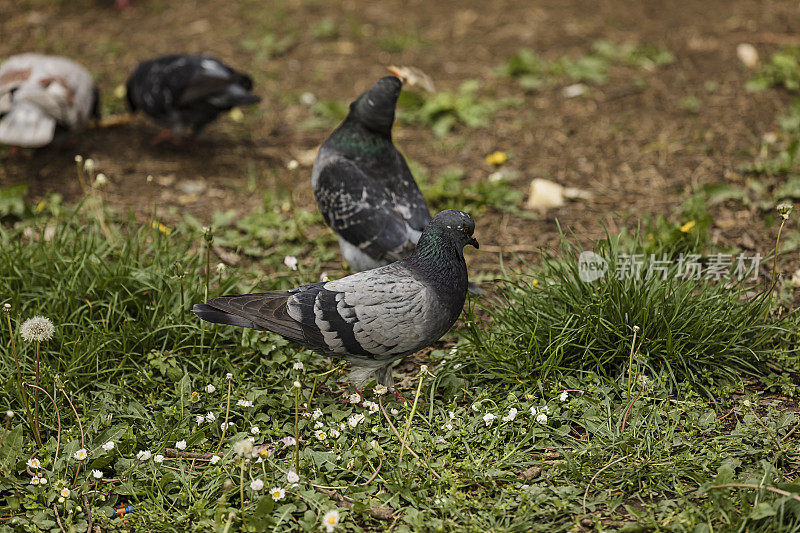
314 158 420 262
175 57 259 108
388 150 432 235
197 264 436 361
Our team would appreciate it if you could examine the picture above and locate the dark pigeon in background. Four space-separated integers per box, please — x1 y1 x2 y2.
0 54 99 148
193 209 479 391
312 76 431 272
125 54 260 142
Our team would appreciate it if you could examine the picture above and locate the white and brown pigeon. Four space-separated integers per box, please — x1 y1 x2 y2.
193 209 478 392
0 54 98 148
125 54 260 142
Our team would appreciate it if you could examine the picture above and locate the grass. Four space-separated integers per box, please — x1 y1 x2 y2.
462 230 797 398
497 40 674 92
1 185 800 531
748 46 800 93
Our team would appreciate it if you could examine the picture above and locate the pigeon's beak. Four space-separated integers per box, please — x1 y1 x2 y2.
386 65 406 82
469 237 479 249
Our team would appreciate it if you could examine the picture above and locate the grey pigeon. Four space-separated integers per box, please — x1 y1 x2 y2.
125 54 260 140
312 76 431 272
0 54 98 148
193 209 478 390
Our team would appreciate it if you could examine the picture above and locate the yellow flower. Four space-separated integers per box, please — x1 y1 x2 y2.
485 151 508 166
530 279 539 287
229 108 244 122
152 221 171 236
113 84 126 99
679 220 696 233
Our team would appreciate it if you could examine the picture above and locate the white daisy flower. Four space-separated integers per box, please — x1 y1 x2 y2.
26 458 41 469
74 448 88 461
175 440 187 450
236 400 253 408
60 488 70 498
92 470 103 479
251 426 260 435
348 413 365 428
312 408 323 420
322 509 340 532
205 384 216 393
373 384 388 396
315 430 327 441
536 413 548 424
136 450 152 461
30 476 39 485
502 408 518 422
348 393 361 404
293 362 304 371
153 455 164 463
195 415 205 425
559 390 569 402
283 256 298 271
483 413 496 426
270 487 286 501
210 455 221 464
206 412 216 423
329 428 341 438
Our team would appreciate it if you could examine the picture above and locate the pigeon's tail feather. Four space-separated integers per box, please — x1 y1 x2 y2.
0 103 56 147
208 85 261 109
192 304 266 331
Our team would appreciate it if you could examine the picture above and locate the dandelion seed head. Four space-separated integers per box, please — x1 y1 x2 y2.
287 160 299 171
233 439 253 458
19 316 54 343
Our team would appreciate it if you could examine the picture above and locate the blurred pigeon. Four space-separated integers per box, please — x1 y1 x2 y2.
0 54 98 148
312 76 431 272
193 209 478 390
125 54 260 142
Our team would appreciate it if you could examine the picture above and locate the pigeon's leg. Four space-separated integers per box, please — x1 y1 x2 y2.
150 129 174 146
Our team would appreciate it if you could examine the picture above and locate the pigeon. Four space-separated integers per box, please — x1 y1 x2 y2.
193 209 479 390
0 54 98 148
125 54 260 141
312 75 431 272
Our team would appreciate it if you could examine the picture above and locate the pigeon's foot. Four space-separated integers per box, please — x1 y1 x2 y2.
150 129 174 146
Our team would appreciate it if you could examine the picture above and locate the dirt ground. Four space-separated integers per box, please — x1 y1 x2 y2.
1 0 798 277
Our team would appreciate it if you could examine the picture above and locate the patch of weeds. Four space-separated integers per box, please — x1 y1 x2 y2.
377 30 427 53
679 95 702 114
298 98 349 130
411 164 524 214
0 184 32 221
397 80 522 137
742 101 800 177
497 41 674 92
309 17 338 41
461 231 795 396
240 32 296 62
747 46 800 92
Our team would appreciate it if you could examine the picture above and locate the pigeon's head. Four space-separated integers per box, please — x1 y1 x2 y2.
429 209 479 249
350 76 402 135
